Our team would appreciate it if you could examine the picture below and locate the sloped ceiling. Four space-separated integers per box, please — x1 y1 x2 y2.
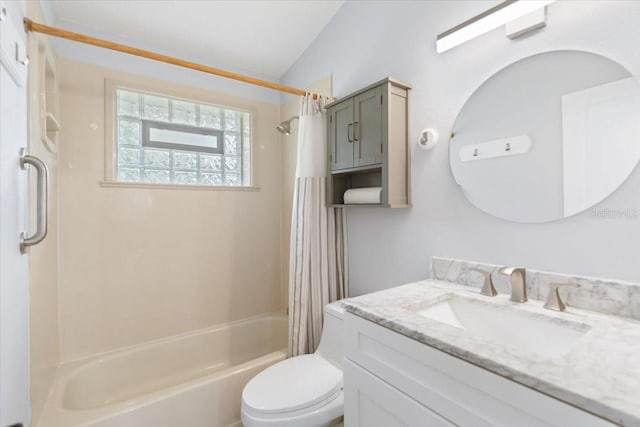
46 0 344 79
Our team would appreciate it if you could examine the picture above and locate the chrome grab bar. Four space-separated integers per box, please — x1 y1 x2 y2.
19 148 49 252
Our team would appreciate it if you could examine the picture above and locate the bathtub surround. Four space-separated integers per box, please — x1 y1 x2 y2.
431 256 640 321
58 60 283 361
288 95 348 356
280 1 640 295
26 1 61 424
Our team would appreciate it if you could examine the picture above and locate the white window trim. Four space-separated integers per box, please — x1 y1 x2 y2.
104 78 258 189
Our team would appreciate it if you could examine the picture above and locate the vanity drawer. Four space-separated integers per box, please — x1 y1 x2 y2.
344 312 615 427
344 359 454 427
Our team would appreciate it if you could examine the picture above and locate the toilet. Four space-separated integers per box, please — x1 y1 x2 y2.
241 302 345 427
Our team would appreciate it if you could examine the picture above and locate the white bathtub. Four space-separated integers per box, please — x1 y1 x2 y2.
39 313 288 427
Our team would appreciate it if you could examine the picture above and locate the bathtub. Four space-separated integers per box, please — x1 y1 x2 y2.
39 313 288 427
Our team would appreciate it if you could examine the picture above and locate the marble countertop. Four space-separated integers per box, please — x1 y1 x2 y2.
343 280 640 426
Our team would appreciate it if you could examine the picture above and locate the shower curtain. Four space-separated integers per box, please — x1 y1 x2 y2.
288 94 348 357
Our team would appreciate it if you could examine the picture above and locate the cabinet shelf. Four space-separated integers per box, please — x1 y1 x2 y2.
330 164 382 176
326 77 411 208
331 203 411 208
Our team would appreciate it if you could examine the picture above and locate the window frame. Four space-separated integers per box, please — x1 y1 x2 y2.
104 79 257 190
141 120 225 155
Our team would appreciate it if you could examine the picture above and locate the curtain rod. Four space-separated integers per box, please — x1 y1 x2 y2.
23 18 320 100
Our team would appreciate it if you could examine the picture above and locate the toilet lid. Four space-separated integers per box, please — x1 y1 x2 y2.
242 354 342 416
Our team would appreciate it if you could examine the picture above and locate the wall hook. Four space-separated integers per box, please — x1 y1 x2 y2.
460 135 532 162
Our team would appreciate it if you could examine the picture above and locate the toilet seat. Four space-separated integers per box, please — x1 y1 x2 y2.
242 354 342 419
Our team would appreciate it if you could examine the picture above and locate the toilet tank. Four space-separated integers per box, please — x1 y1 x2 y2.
316 302 345 368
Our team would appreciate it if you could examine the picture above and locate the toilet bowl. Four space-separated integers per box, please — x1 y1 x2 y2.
241 302 345 427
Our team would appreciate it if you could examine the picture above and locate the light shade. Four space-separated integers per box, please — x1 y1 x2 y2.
436 0 556 54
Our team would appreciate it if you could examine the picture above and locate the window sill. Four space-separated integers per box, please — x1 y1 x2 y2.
99 181 261 192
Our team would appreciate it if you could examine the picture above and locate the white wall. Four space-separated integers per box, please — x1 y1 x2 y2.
281 1 640 295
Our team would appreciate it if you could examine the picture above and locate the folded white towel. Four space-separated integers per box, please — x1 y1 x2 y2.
343 187 382 204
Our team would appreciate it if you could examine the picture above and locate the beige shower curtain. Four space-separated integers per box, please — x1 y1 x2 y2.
288 95 348 357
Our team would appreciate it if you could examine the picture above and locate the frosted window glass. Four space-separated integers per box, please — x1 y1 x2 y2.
118 119 140 146
224 134 239 155
142 95 169 121
173 152 198 170
119 147 141 165
143 149 170 168
200 105 222 129
119 167 141 182
171 100 197 125
116 88 250 187
200 154 222 171
225 157 239 172
144 169 170 183
118 91 139 117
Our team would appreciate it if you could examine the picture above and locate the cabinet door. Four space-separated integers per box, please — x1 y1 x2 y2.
344 360 454 427
353 86 383 167
1 7 31 426
328 99 354 171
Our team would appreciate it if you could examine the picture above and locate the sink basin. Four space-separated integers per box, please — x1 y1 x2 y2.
407 295 591 359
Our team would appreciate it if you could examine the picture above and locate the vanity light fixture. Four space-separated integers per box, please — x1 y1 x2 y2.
436 0 556 54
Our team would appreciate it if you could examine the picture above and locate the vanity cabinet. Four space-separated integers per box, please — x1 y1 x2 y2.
344 312 615 427
344 359 453 427
326 78 411 207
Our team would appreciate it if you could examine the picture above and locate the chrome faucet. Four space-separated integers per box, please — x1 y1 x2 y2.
498 267 527 303
469 268 497 297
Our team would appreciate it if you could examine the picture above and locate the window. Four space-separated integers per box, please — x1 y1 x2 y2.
115 88 251 186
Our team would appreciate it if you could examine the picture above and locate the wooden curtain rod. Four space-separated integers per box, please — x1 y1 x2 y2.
23 18 320 100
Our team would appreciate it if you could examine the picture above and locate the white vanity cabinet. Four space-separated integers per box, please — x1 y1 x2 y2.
343 312 616 427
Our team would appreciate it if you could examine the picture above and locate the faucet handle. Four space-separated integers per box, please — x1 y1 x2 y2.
544 281 580 312
469 268 497 297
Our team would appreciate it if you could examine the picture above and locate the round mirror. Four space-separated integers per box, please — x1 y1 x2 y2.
450 50 640 223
